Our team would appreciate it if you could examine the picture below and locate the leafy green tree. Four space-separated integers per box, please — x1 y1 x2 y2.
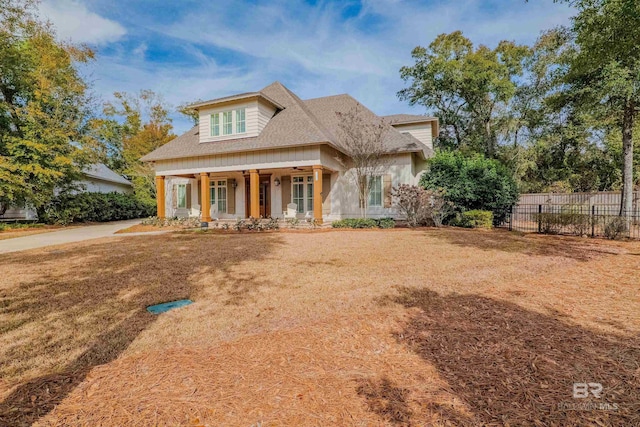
96 90 175 205
0 0 97 214
398 31 530 157
548 0 640 217
420 151 519 223
177 100 201 127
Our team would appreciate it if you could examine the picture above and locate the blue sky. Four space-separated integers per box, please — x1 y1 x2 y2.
39 0 574 134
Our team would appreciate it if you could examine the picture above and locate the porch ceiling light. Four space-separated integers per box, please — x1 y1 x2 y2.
274 178 281 186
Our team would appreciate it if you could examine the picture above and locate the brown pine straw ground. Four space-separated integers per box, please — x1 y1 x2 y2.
0 228 639 426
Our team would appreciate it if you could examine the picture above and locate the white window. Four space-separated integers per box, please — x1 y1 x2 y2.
236 108 246 133
292 175 313 214
177 184 187 208
369 176 382 207
209 179 227 213
222 111 233 135
211 113 220 136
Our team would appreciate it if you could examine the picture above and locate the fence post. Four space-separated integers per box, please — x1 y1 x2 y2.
538 204 542 233
591 205 595 238
510 206 514 231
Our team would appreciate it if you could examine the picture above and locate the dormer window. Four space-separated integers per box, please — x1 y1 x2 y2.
236 108 246 133
223 111 233 135
210 108 247 137
211 114 220 136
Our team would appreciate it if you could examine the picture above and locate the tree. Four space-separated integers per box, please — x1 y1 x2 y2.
0 0 97 213
548 0 640 219
177 100 201 127
420 151 519 223
336 105 387 218
96 90 175 205
398 31 530 157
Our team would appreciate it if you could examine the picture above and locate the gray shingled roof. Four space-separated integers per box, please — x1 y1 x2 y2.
83 163 132 186
142 82 433 162
187 91 284 110
304 94 429 154
383 114 438 125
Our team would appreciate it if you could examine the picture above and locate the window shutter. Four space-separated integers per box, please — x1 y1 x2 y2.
383 174 392 208
227 179 236 214
186 183 192 209
322 173 331 212
197 180 202 206
172 185 177 209
281 176 291 211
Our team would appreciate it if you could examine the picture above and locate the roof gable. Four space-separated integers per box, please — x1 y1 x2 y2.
141 82 435 162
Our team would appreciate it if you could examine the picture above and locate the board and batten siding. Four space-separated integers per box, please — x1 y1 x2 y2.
154 146 323 176
392 123 433 150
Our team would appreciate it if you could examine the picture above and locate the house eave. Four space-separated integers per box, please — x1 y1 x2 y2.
188 93 284 111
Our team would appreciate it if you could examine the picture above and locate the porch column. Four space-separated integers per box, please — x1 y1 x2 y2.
313 165 323 224
249 169 260 218
155 175 165 219
200 172 211 222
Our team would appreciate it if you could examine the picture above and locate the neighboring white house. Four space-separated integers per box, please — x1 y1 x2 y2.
141 81 439 223
1 163 133 220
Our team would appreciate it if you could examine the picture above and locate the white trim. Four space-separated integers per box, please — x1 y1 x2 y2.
157 159 323 176
210 178 228 214
368 175 383 207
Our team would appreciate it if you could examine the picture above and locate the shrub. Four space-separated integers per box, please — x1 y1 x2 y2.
141 216 200 228
332 218 378 229
39 192 155 225
331 218 395 229
420 151 518 224
533 205 593 236
454 210 493 229
376 217 396 229
604 217 628 240
393 185 454 227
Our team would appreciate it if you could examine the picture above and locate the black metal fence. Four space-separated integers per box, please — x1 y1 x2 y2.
498 204 640 240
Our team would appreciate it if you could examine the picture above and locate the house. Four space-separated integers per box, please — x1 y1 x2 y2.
1 163 133 220
141 82 438 223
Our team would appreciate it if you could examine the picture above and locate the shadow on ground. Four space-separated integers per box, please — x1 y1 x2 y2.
356 377 413 426
382 287 640 426
0 232 282 426
428 228 627 261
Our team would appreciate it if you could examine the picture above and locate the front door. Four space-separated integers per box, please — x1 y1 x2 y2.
245 175 271 218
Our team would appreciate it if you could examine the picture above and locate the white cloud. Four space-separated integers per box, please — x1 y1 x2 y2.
72 0 576 134
148 0 574 132
39 0 126 45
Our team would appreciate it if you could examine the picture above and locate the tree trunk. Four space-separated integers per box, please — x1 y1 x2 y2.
485 119 495 158
619 100 634 221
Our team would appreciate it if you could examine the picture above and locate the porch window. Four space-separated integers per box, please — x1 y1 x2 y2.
292 175 313 213
222 111 233 135
369 176 382 207
209 179 227 213
211 113 220 136
236 108 246 133
177 184 187 208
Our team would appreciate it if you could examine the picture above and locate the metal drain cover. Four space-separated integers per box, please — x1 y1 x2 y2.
147 299 193 314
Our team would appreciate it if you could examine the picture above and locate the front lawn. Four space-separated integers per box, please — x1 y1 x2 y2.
0 228 638 426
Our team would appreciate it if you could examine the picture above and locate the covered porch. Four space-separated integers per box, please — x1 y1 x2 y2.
155 165 335 223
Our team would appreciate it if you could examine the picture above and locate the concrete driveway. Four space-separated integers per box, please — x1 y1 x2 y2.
0 220 145 254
